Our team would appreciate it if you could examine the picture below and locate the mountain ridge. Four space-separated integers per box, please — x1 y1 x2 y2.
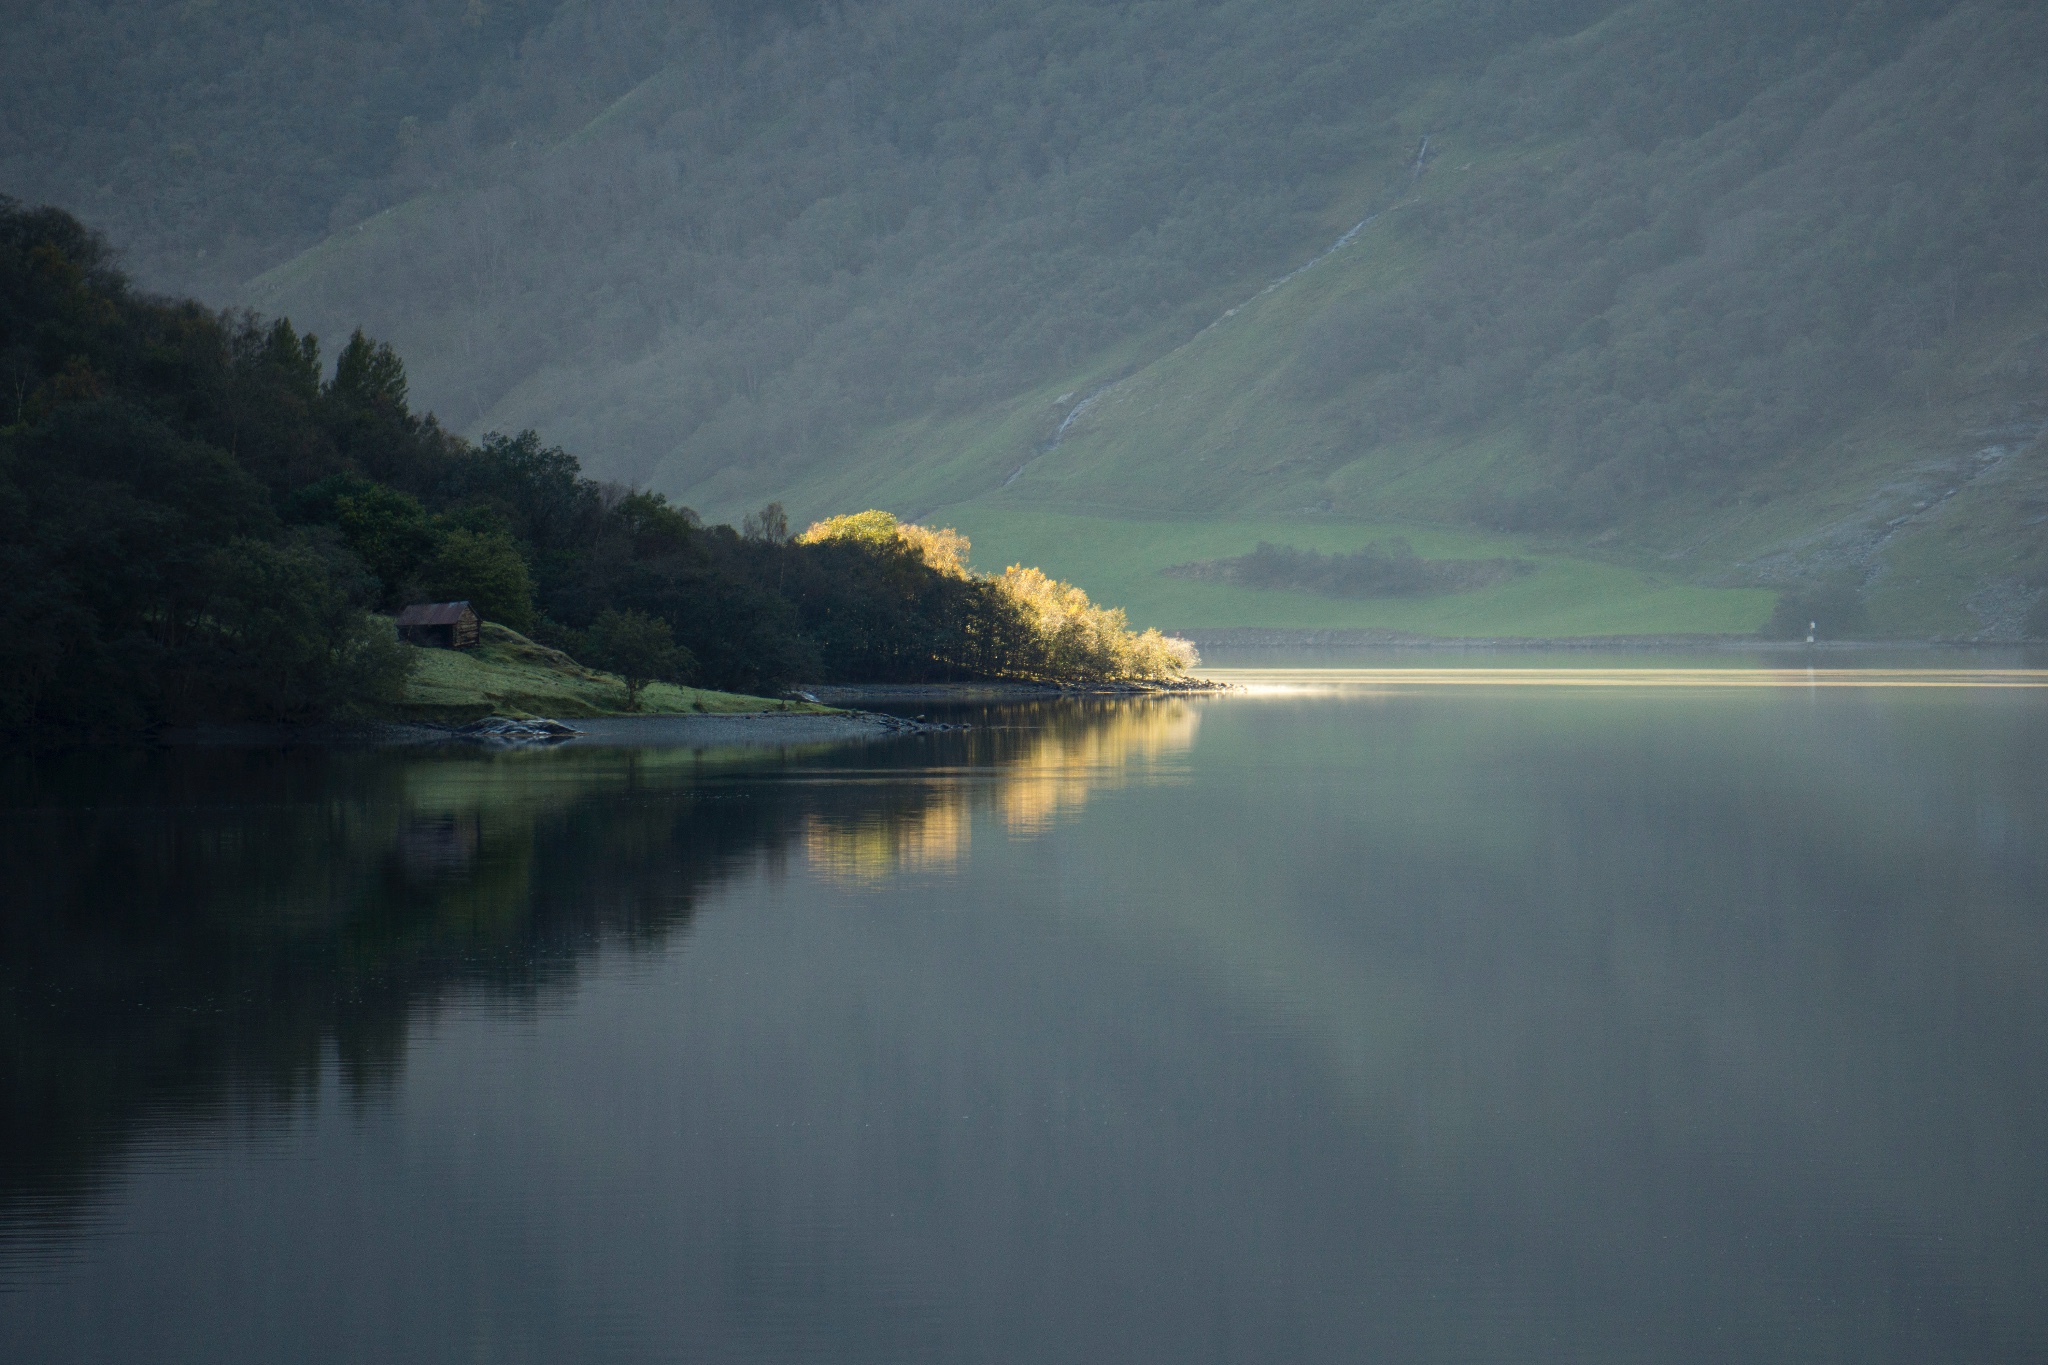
9 0 2043 637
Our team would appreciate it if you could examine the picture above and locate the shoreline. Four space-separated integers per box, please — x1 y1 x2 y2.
153 710 944 749
1172 629 2045 652
98 639 2048 750
799 678 1230 705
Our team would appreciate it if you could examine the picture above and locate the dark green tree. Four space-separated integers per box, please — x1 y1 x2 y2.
584 607 695 710
185 536 415 720
332 484 439 601
410 527 535 632
327 328 408 411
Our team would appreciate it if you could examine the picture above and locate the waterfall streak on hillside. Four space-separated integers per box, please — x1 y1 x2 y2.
1053 385 1116 444
1010 379 1126 484
1259 214 1377 296
1008 208 1401 488
1200 203 1407 342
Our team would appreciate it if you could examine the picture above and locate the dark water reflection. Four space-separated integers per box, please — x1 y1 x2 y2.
3 682 2046 1362
0 710 1163 1226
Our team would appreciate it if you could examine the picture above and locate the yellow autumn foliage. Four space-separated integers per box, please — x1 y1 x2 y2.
797 510 1196 682
993 564 1198 683
801 510 973 578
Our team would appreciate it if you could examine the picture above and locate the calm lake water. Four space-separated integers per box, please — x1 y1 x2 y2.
4 660 2047 1363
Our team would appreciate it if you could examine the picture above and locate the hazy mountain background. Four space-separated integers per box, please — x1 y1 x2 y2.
7 0 2046 637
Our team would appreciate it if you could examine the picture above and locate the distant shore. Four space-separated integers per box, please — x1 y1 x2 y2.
1172 629 2043 652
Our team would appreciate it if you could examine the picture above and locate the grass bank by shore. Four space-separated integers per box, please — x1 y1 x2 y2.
395 622 829 722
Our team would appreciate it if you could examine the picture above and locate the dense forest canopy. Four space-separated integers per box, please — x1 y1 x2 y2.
0 0 818 297
0 201 1185 737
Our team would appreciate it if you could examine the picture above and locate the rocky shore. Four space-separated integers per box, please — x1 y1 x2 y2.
157 709 948 749
797 678 1231 706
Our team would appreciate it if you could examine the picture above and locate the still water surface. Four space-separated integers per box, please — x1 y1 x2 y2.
4 664 2047 1362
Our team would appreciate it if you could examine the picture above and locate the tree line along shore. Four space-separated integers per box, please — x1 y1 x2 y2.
0 200 1193 741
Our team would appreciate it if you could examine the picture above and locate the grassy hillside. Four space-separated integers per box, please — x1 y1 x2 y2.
237 0 1629 468
397 623 814 721
790 141 2045 637
18 0 2040 638
754 0 2048 638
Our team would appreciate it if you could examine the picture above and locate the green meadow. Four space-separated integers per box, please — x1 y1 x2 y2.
930 507 1773 637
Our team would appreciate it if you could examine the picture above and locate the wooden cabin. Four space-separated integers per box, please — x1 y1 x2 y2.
395 601 481 649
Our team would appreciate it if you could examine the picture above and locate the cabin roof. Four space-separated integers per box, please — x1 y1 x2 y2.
395 601 476 627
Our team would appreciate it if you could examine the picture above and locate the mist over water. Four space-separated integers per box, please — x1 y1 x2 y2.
4 676 2046 1362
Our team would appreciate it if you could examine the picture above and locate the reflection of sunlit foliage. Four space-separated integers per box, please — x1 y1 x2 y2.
804 801 969 883
800 699 1201 881
996 699 1200 836
0 702 1196 1221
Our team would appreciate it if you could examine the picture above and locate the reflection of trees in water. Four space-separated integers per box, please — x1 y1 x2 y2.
801 698 1200 881
804 800 971 882
0 745 807 1229
993 698 1200 836
0 701 1192 1231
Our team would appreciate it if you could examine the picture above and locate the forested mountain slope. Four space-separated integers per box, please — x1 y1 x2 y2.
0 0 817 297
8 0 2045 636
866 0 2048 636
0 0 564 296
242 0 1623 492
